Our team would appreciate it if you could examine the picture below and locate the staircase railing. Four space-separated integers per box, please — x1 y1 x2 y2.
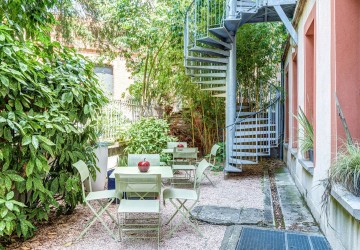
226 84 281 167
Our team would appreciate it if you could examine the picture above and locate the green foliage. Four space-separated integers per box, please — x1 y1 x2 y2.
237 23 286 106
330 142 360 196
0 1 108 241
0 0 57 41
295 107 314 154
54 0 224 152
124 118 176 155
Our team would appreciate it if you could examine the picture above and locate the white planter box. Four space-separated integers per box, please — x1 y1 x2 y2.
91 145 109 191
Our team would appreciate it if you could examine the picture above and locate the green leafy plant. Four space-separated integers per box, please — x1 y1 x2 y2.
124 118 176 155
321 142 360 217
0 16 107 242
295 107 314 155
329 142 360 196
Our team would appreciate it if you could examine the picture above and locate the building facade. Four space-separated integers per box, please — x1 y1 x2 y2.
283 0 360 249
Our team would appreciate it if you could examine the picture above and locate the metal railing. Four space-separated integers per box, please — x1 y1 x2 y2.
227 84 281 166
98 99 162 141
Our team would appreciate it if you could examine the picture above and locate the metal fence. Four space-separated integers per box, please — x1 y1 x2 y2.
98 99 162 142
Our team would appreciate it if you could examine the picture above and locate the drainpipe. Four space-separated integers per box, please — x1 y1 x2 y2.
279 60 285 160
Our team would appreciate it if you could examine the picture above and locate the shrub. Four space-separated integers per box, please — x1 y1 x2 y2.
124 118 176 156
0 24 107 241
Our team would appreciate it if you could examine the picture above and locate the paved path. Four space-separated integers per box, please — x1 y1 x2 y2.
194 163 331 249
275 167 320 233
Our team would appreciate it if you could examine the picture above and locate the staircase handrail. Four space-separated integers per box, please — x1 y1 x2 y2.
185 0 195 18
225 83 281 129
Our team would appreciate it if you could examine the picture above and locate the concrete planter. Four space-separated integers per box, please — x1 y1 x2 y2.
308 149 314 162
89 142 111 191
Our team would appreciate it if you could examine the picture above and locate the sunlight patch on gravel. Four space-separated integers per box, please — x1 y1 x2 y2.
11 165 264 250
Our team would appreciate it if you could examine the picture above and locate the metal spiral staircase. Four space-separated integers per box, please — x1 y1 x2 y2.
184 0 297 172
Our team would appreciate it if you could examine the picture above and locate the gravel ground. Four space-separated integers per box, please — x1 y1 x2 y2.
9 165 264 250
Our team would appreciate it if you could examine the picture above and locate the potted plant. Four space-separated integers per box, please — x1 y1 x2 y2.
329 142 360 196
296 107 314 161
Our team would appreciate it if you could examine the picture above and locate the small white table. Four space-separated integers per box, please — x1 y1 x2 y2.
109 166 173 179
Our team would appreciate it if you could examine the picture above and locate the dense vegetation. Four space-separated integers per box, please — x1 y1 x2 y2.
0 0 287 243
0 0 107 242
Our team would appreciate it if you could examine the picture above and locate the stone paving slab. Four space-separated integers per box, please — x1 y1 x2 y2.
275 167 320 233
192 205 267 226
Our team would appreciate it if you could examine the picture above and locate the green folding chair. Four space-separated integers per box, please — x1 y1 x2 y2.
115 174 161 248
202 144 221 186
207 144 221 166
163 159 212 237
73 160 119 240
171 147 198 185
167 141 188 148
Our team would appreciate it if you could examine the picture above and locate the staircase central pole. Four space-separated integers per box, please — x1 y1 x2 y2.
225 36 237 169
225 0 238 170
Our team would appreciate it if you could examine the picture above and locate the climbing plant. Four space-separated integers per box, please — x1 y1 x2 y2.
0 0 107 242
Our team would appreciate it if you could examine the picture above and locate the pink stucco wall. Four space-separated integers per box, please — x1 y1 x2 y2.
333 0 360 146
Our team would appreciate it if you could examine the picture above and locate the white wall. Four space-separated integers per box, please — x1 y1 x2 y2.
80 51 134 100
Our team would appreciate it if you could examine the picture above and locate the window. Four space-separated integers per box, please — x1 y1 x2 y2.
304 5 316 162
94 66 114 97
292 52 298 148
285 66 289 143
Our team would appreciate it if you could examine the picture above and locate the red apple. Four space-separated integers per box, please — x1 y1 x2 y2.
138 158 150 172
177 143 184 148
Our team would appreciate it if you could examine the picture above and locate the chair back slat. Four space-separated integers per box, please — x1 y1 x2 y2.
194 159 212 190
173 147 197 160
210 144 221 156
167 142 188 149
73 160 92 196
73 160 90 182
115 174 161 199
127 154 160 167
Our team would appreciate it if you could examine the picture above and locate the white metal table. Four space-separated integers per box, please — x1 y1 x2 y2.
109 166 173 179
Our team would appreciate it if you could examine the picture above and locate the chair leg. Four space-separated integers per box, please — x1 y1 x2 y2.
97 200 117 223
158 214 161 250
80 199 115 240
167 199 203 237
116 212 119 242
204 173 215 187
165 199 188 225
